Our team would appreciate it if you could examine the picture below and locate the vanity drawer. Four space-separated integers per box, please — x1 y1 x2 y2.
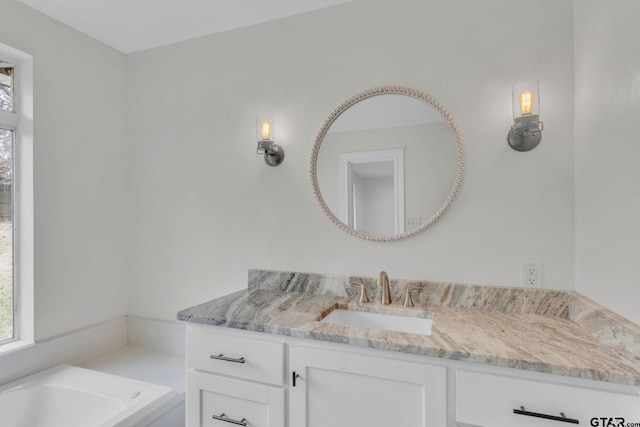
187 371 285 427
187 327 285 386
456 370 640 427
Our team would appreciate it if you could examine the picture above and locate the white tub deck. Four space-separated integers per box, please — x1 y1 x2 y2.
80 345 185 427
0 364 176 427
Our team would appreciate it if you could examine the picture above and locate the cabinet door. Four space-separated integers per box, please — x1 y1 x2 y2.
186 371 285 427
457 370 640 427
289 346 447 427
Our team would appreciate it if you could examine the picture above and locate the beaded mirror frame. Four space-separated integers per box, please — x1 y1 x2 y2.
310 86 465 241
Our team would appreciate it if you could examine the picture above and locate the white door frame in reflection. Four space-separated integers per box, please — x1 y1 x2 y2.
339 149 405 236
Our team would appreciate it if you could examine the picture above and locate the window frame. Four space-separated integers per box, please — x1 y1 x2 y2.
0 42 34 354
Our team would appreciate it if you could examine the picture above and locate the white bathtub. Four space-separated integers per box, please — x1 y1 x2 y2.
0 364 176 427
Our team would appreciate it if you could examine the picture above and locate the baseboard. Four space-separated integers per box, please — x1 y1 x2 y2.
0 316 127 386
127 315 186 356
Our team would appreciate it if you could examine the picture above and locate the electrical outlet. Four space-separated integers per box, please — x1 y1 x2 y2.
522 262 543 288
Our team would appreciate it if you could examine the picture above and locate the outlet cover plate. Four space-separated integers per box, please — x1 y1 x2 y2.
522 262 543 288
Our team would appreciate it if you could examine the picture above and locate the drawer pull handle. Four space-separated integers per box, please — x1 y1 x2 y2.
212 413 248 426
514 406 579 424
210 354 246 364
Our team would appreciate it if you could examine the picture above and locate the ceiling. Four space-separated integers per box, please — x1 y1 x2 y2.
16 0 353 54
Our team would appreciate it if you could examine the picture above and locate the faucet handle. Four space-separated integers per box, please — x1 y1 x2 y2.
350 282 369 304
403 286 423 307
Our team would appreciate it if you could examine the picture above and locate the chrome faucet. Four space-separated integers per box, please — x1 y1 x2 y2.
377 271 391 305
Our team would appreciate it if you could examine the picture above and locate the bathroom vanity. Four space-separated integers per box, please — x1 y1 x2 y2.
178 270 640 427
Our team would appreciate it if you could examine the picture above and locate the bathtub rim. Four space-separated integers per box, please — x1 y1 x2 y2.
0 363 176 427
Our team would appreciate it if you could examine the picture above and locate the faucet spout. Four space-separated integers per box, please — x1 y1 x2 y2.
377 271 391 305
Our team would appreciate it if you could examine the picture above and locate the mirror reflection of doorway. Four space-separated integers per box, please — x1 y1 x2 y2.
340 149 404 235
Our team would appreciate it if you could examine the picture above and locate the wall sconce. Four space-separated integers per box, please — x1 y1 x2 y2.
508 81 543 152
256 115 285 166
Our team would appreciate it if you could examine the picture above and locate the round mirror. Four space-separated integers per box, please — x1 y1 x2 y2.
311 86 465 241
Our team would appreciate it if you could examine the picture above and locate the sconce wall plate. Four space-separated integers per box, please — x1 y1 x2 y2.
508 115 543 152
263 143 285 166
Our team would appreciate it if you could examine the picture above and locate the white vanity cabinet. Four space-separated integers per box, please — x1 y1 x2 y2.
185 325 286 427
185 323 640 427
185 324 448 427
456 370 640 427
289 345 447 427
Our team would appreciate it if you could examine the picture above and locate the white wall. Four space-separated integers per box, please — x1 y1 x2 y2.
0 0 127 340
4 0 639 373
574 1 640 325
126 0 575 321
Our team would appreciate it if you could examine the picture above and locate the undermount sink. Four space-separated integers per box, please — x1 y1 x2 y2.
320 308 433 336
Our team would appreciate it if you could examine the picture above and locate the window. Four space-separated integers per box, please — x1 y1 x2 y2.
0 65 15 342
0 43 33 351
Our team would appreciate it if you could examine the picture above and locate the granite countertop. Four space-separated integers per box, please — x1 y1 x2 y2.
177 270 640 387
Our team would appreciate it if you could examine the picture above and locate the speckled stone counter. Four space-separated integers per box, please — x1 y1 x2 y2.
177 270 640 386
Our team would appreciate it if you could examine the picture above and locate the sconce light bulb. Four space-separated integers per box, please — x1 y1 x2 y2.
519 90 535 115
260 120 272 140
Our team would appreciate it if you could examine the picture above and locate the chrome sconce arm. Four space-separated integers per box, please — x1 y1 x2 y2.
257 140 285 166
